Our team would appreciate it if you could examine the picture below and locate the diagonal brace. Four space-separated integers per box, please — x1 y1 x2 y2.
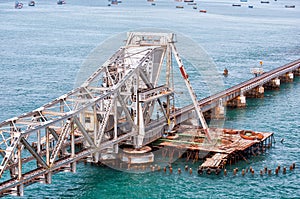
139 70 169 121
73 117 96 148
116 92 138 131
20 137 48 168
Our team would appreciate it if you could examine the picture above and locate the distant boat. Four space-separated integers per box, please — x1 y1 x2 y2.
187 2 196 5
111 0 118 5
15 1 23 9
261 1 269 3
57 0 66 5
232 4 241 7
28 0 35 6
199 9 207 13
147 0 154 2
240 0 247 2
151 3 156 6
193 6 197 9
248 5 253 8
176 5 184 8
223 68 228 76
184 0 194 2
285 5 295 8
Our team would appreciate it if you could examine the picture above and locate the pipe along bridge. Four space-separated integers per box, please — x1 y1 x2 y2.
0 32 299 196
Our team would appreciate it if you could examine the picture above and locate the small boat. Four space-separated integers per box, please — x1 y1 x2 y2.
184 0 194 2
240 130 264 140
57 0 66 5
240 0 247 2
15 1 23 9
232 4 241 7
151 3 156 6
199 9 207 13
187 2 196 5
248 5 253 8
147 0 154 2
223 68 228 76
28 0 35 6
176 5 184 8
193 6 197 9
261 1 269 3
285 5 295 8
111 0 118 5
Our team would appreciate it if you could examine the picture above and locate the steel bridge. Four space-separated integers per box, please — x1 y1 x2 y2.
0 32 299 196
0 32 211 196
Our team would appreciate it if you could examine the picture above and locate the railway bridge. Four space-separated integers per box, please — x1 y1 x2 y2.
0 32 299 196
175 58 300 121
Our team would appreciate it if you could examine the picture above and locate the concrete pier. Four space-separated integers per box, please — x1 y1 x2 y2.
245 86 264 98
294 67 300 76
211 103 225 119
280 72 294 83
226 95 246 108
264 78 280 90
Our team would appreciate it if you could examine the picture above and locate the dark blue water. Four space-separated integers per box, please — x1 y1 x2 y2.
0 0 299 198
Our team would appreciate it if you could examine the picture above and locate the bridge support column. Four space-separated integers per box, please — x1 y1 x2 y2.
280 72 294 83
211 106 225 119
226 95 246 108
211 99 225 119
17 184 24 196
16 145 24 196
71 161 76 173
264 78 280 90
245 86 264 98
188 110 200 126
136 103 145 148
45 172 52 184
294 67 300 76
237 95 246 107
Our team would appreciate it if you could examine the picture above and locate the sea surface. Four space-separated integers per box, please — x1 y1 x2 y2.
0 0 299 198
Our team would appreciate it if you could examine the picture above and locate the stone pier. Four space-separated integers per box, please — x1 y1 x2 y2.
211 105 225 119
226 95 246 108
245 86 264 98
279 72 294 83
294 67 300 76
264 78 280 90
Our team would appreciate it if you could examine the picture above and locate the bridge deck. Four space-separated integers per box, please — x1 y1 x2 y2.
173 59 300 116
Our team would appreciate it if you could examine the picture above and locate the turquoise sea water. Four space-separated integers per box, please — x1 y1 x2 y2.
0 0 299 198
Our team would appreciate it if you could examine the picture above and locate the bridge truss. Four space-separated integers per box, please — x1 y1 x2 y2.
0 32 209 196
